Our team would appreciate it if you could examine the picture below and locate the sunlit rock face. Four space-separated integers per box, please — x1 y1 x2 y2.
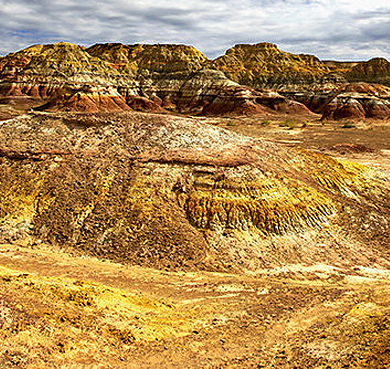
2 42 390 118
212 42 331 88
0 112 389 272
0 42 327 117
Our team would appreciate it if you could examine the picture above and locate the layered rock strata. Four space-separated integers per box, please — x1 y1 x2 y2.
1 42 390 118
0 112 388 271
0 42 312 116
287 83 390 120
212 42 331 88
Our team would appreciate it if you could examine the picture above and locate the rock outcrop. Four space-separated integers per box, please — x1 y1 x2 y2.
0 112 388 271
0 42 122 84
86 43 209 74
321 83 390 120
0 42 313 117
346 58 390 86
286 82 390 120
212 42 331 88
36 85 132 113
2 42 390 118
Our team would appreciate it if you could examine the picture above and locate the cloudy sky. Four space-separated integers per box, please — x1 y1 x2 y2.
1 0 390 61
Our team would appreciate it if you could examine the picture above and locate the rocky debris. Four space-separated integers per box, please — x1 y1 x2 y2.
0 112 388 271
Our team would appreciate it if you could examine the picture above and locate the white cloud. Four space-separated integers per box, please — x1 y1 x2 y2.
0 0 389 61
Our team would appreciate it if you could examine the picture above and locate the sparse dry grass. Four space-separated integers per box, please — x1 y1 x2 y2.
0 263 201 367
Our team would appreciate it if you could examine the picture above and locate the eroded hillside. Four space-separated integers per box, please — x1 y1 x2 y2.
1 42 390 119
0 112 389 272
0 42 390 367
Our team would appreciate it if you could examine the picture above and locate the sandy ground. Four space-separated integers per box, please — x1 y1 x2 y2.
0 243 389 368
207 115 390 172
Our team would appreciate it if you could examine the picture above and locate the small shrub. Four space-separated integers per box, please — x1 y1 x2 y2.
342 121 356 129
260 119 271 126
279 119 295 129
226 121 235 127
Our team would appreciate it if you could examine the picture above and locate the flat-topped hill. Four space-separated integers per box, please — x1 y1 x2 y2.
87 43 209 73
0 42 119 83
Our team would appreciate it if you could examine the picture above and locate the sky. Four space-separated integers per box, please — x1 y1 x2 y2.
1 0 390 61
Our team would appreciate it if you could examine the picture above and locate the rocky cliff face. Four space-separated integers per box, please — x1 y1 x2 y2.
1 42 390 119
0 112 389 271
0 42 134 111
87 43 209 74
0 42 312 116
212 42 331 88
346 58 390 86
0 42 122 84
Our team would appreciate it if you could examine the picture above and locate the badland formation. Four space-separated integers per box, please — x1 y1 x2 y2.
0 42 389 367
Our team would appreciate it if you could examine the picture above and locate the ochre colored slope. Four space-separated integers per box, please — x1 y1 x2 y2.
346 58 390 85
0 112 388 271
0 42 119 83
212 42 330 87
87 43 209 73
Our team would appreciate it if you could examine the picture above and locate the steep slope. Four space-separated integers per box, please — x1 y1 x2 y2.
346 58 390 86
87 43 209 73
0 42 312 116
0 112 388 271
0 42 120 84
212 42 330 87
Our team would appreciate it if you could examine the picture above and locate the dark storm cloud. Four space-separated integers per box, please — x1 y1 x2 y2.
0 0 390 60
